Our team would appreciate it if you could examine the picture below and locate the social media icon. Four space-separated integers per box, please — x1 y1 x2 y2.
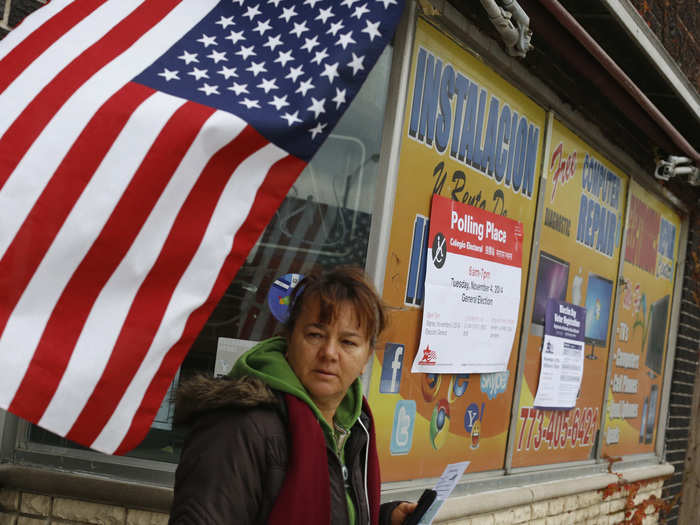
380 343 405 393
390 400 416 455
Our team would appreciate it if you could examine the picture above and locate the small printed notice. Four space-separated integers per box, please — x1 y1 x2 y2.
417 461 470 525
412 194 523 374
534 299 586 408
214 337 257 377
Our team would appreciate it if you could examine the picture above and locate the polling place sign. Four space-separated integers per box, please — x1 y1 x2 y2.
412 194 523 373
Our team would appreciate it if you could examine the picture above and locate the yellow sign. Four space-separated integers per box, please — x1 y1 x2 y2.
601 179 680 455
512 118 628 467
368 18 545 480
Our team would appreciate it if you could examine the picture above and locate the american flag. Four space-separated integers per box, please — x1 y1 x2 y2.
0 0 403 454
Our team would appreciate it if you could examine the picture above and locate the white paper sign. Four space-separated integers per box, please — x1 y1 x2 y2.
533 300 586 408
417 461 470 525
214 337 257 377
412 195 523 374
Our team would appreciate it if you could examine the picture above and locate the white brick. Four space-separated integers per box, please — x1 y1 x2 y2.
608 511 626 524
548 497 565 515
16 518 47 525
607 498 626 513
545 516 563 525
0 490 19 512
0 513 17 525
577 491 602 507
532 501 548 519
598 501 610 515
511 505 531 523
530 519 546 525
492 509 514 525
19 494 50 517
53 498 125 525
585 503 600 518
562 495 578 512
126 510 168 525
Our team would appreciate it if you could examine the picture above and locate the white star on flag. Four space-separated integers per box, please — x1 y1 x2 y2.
286 65 304 82
225 30 246 44
178 50 199 64
296 78 315 96
215 16 235 29
309 121 327 139
207 50 228 63
158 68 180 81
197 34 217 47
269 94 290 110
228 81 249 95
217 66 238 79
362 19 381 41
198 83 220 96
347 53 365 75
188 67 209 80
281 110 302 126
307 97 326 118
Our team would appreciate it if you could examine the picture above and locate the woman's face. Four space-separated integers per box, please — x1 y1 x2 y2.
286 296 371 416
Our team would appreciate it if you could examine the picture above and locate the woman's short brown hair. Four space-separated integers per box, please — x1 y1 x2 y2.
284 267 388 348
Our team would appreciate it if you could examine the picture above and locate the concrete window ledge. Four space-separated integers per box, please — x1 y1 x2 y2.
0 464 173 513
435 463 674 522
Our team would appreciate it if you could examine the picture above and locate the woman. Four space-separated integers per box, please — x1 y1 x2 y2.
169 267 416 525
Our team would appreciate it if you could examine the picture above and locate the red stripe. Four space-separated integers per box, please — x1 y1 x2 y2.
0 0 180 192
0 83 153 362
8 98 213 423
0 0 108 96
66 125 271 446
115 153 306 455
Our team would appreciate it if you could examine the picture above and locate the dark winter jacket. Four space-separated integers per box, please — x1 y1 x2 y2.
168 374 399 525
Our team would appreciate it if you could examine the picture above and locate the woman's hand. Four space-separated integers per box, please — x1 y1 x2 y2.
390 501 418 525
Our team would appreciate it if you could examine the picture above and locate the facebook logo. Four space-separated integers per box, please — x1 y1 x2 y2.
380 343 405 393
390 400 416 455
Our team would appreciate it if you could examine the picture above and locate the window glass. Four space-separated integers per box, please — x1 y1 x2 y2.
511 118 629 467
600 179 681 455
24 46 394 463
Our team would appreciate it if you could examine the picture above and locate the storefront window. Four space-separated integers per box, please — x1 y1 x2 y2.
21 46 394 464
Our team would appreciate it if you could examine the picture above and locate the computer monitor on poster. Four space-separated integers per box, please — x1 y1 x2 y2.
584 273 613 359
645 295 670 378
531 251 570 337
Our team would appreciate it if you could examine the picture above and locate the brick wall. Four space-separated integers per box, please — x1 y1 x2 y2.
435 479 667 525
0 481 668 525
662 214 700 525
0 488 169 525
629 0 700 90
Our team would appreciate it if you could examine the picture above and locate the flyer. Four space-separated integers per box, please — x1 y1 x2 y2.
533 300 586 408
417 461 470 525
411 194 523 374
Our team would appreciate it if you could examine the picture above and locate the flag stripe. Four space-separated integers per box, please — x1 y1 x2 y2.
0 0 109 95
0 0 76 62
0 91 186 408
8 98 214 423
0 0 178 191
114 153 306 455
67 125 270 446
38 108 247 435
0 83 153 354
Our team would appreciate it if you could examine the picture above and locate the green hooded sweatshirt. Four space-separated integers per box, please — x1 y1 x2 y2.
230 336 362 524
